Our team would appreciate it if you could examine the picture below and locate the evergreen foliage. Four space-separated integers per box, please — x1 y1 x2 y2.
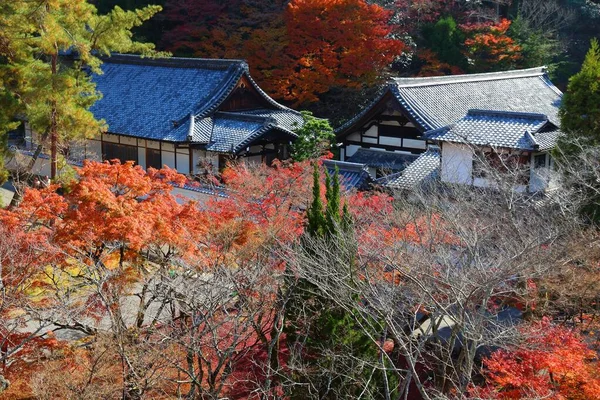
559 39 600 142
291 111 336 162
557 39 600 222
286 164 390 398
306 163 327 237
508 15 561 70
422 16 467 70
0 1 164 179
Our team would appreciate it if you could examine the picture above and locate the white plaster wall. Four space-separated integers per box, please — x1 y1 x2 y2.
161 142 175 152
403 139 427 149
530 152 552 192
137 147 146 169
120 136 137 146
204 151 219 169
441 143 473 185
362 136 378 144
379 136 402 147
146 140 160 150
345 144 361 158
176 152 190 174
162 151 175 169
363 125 378 137
102 133 119 143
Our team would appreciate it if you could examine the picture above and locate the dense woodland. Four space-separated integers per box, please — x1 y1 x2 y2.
1 0 600 399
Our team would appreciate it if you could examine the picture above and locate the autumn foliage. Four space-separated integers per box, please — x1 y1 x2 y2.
160 0 403 106
462 19 522 73
472 319 600 399
2 158 597 399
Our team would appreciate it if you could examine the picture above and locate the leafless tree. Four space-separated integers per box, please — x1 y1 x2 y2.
517 0 575 34
279 148 586 399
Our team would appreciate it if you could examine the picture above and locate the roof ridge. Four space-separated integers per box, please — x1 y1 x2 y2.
467 109 548 120
392 67 547 88
102 53 248 71
323 159 368 172
214 111 274 124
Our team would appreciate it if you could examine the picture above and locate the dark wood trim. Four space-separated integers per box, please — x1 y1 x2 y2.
337 91 395 139
337 89 428 140
344 140 426 154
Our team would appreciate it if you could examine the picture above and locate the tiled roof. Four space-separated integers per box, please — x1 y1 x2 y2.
238 109 304 132
425 110 553 150
392 67 562 131
534 128 563 151
376 147 441 190
322 160 371 191
91 54 302 152
204 112 297 154
337 67 562 135
347 148 419 171
92 55 245 141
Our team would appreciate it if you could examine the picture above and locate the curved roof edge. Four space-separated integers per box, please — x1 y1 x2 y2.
392 66 548 88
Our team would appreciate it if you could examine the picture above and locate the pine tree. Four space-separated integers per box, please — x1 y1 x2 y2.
290 111 335 162
0 1 163 182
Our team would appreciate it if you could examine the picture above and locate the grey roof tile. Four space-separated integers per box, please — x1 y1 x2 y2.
322 160 371 191
377 147 441 190
91 55 245 141
239 109 304 132
347 148 419 171
425 109 551 150
204 112 298 154
534 129 562 151
392 67 562 131
90 54 303 152
337 67 562 135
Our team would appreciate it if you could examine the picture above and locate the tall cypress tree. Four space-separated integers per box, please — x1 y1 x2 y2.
325 167 342 234
307 163 326 237
286 163 387 398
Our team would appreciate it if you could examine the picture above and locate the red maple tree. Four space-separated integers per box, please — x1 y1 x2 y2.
160 0 404 106
472 318 600 399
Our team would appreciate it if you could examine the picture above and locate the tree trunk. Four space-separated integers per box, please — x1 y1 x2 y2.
50 52 58 180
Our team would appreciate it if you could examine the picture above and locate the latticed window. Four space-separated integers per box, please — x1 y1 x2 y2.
102 142 138 164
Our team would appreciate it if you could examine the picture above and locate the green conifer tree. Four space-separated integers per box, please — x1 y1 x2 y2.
559 39 600 143
557 39 600 221
325 167 342 234
307 163 326 236
291 111 336 162
286 163 392 398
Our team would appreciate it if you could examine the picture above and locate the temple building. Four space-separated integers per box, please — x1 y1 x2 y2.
337 67 563 192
